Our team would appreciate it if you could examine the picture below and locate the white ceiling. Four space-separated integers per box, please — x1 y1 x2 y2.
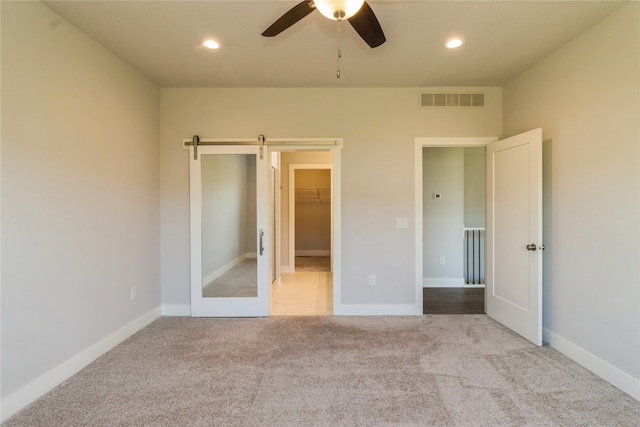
43 0 625 88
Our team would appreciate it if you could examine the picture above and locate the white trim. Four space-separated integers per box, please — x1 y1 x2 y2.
544 328 640 400
280 265 294 274
266 141 343 149
271 276 282 290
415 137 498 316
464 284 485 289
269 161 281 291
161 304 191 316
202 254 247 287
335 304 422 316
415 136 498 147
1 307 161 422
423 277 466 288
295 250 331 256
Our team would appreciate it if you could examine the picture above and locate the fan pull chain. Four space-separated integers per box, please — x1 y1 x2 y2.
336 19 342 79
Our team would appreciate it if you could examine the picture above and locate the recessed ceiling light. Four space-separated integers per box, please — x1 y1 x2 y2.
203 40 220 49
445 38 464 49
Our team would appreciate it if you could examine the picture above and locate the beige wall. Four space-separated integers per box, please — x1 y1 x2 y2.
160 87 502 306
463 147 485 228
422 148 464 284
1 0 160 406
503 2 639 392
294 169 331 255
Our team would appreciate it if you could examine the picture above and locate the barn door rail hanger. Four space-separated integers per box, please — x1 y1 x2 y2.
526 243 545 251
184 134 266 160
184 135 342 160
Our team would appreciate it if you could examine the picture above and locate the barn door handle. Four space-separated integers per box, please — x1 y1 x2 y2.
259 230 264 256
526 244 537 251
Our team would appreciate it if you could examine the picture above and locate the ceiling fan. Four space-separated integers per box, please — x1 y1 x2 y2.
262 0 386 48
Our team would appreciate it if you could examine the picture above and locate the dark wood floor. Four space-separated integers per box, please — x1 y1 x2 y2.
423 288 485 314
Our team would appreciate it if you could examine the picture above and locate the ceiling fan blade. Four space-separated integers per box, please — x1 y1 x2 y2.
262 1 316 37
348 1 386 48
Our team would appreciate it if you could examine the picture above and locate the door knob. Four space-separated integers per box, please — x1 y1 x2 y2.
526 244 537 251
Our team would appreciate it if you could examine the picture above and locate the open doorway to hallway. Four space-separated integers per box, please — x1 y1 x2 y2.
270 151 333 316
421 146 485 314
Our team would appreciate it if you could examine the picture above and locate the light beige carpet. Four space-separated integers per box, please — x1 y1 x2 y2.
295 256 331 272
4 315 639 426
202 259 257 298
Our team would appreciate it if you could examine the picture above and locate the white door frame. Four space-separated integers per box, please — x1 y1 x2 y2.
415 137 498 310
270 155 281 287
288 163 333 270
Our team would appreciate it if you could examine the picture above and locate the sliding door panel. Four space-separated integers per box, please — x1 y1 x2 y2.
190 146 268 316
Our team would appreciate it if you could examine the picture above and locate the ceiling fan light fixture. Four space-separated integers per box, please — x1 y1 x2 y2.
315 0 365 20
203 39 220 49
445 38 464 49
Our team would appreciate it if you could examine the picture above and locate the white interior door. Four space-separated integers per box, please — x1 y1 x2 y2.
190 145 269 317
486 128 543 345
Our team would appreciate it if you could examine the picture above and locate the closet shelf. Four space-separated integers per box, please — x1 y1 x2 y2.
295 188 330 203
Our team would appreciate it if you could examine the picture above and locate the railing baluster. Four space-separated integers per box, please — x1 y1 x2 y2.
472 230 476 284
463 227 485 286
466 229 470 285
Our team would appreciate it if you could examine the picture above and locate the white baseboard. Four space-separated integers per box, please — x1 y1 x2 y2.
280 265 294 273
1 306 162 422
423 277 466 288
543 327 640 400
334 303 423 316
295 250 331 256
271 276 282 289
161 304 191 316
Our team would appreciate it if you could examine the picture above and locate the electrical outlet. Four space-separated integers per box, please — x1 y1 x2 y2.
439 256 446 265
396 218 408 229
369 275 376 286
130 286 137 301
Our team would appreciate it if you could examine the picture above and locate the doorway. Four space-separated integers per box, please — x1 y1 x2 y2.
270 154 334 316
415 137 497 316
415 132 543 346
421 146 485 314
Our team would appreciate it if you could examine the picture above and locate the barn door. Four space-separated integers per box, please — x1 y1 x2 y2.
189 144 269 317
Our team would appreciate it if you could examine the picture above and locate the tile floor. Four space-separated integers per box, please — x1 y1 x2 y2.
270 271 333 316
